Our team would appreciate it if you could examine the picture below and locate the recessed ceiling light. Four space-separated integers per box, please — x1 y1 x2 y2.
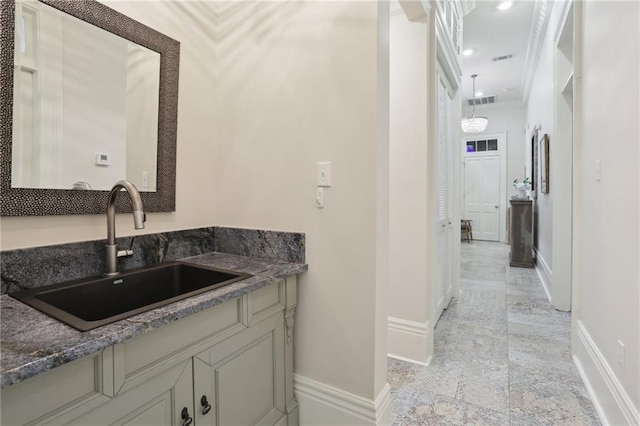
475 91 483 97
497 2 513 10
462 49 474 56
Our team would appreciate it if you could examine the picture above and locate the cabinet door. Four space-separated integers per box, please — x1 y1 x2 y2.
70 359 194 426
194 313 285 426
1 350 112 425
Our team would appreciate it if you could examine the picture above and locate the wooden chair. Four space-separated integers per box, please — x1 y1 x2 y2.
461 220 473 243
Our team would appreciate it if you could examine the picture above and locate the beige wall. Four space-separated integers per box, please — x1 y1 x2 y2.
574 0 639 421
388 10 431 363
3 0 389 414
3 0 390 413
0 1 224 250
208 1 388 401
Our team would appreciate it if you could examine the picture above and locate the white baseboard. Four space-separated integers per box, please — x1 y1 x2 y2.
294 375 392 425
387 353 430 367
387 316 432 366
574 320 640 426
534 248 552 303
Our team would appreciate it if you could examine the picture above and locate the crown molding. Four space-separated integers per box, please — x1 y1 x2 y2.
459 0 476 16
398 0 431 21
521 0 553 104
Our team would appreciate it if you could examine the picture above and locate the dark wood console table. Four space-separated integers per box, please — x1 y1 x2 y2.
509 199 533 268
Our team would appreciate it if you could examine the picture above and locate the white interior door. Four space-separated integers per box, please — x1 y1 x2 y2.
435 76 454 323
464 155 500 241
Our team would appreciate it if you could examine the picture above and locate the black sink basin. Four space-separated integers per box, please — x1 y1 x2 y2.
10 262 251 331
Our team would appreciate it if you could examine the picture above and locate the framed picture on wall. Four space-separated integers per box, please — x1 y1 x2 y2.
540 134 550 193
531 131 538 197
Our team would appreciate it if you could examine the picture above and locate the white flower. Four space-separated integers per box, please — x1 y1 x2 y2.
513 178 532 191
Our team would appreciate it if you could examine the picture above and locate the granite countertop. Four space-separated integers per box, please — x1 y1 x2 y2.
0 252 307 389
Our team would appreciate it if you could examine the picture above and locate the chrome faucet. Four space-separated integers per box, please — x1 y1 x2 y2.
105 180 145 276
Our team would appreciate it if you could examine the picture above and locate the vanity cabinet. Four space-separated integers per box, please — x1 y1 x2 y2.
1 277 298 426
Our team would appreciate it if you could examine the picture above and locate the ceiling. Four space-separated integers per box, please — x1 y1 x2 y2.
461 0 536 106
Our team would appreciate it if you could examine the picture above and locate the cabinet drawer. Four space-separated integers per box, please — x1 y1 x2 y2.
1 350 112 425
247 280 284 325
115 297 243 394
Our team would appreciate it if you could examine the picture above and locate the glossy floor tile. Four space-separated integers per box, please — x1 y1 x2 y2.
389 241 600 425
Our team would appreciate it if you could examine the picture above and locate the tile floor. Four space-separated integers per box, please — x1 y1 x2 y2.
389 241 600 425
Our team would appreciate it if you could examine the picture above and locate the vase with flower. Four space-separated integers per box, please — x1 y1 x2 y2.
512 178 532 200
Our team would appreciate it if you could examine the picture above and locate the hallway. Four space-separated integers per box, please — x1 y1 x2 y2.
389 241 600 425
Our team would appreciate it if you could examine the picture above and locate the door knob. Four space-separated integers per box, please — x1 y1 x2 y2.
494 205 499 208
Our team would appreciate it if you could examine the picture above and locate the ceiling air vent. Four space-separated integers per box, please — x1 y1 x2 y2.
492 53 514 62
467 95 497 106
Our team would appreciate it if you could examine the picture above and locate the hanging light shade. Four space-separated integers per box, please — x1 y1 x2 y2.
461 74 488 133
461 115 489 133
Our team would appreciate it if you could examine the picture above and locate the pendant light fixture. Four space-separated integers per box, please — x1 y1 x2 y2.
461 74 488 133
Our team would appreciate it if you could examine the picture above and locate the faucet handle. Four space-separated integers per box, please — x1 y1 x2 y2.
116 237 136 259
117 249 134 258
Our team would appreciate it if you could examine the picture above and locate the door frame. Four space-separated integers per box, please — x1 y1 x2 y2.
462 131 507 242
550 0 574 312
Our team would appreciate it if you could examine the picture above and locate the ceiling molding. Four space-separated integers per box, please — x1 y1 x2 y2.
552 0 574 45
520 0 553 104
459 0 476 16
390 0 404 17
398 0 431 21
435 14 462 89
390 5 405 17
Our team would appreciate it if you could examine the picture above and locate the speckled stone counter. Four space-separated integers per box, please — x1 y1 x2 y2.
0 252 307 389
1 226 305 294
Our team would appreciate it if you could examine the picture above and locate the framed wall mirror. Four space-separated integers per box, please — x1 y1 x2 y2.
0 0 180 216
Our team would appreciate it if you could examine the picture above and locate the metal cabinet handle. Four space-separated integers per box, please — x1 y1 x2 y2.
201 395 212 415
181 407 193 426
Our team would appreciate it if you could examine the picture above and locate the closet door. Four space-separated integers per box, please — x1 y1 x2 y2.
435 75 454 323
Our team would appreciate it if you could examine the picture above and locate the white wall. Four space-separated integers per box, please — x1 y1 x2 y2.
462 103 526 192
572 1 640 424
126 44 159 192
461 102 526 241
12 2 131 191
525 3 558 273
61 16 127 190
388 9 432 364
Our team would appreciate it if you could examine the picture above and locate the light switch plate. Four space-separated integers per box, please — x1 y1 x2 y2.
595 159 601 181
317 162 331 187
